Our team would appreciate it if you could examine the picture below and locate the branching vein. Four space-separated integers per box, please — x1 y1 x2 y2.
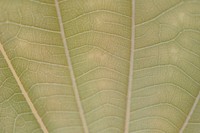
54 0 89 133
0 43 49 133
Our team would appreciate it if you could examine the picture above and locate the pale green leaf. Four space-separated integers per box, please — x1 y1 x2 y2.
0 0 200 133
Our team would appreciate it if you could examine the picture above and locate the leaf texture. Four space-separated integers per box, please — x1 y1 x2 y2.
131 0 200 133
0 0 200 133
0 0 131 133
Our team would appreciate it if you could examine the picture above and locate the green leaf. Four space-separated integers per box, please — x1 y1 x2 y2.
132 0 200 133
0 0 200 133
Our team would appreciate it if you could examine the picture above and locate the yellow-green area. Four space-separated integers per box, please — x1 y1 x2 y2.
131 0 200 133
0 0 200 133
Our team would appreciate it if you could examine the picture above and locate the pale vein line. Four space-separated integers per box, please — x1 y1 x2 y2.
54 0 89 133
135 1 183 27
0 43 49 133
125 0 135 133
180 92 200 133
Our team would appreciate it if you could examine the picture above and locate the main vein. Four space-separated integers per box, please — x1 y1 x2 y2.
180 92 200 132
0 43 49 133
54 0 89 133
125 0 135 133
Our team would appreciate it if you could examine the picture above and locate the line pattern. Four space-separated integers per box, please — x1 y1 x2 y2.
0 43 49 133
180 92 200 132
54 0 89 133
125 0 135 133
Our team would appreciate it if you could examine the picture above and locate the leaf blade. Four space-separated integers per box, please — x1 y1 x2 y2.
0 1 84 132
130 0 200 133
0 43 49 133
54 0 89 132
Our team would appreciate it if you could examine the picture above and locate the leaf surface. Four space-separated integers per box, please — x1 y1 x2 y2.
0 0 200 133
131 0 200 133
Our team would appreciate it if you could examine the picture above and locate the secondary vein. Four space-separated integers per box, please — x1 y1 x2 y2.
180 92 200 132
124 0 135 133
54 0 89 133
0 43 49 133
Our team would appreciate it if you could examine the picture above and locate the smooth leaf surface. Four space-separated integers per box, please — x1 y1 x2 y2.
0 0 200 133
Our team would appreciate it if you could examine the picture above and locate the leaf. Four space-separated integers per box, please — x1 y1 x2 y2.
0 0 200 133
131 0 200 133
